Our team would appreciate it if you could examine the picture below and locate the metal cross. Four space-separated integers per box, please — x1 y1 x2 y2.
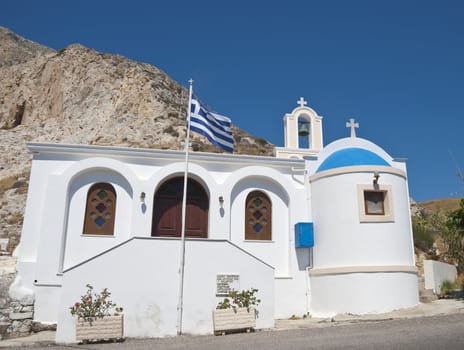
346 118 359 138
297 97 307 108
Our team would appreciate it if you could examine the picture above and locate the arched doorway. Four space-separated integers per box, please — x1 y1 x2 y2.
152 177 209 238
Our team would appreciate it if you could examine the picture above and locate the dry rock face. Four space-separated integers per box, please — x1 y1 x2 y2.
0 27 55 68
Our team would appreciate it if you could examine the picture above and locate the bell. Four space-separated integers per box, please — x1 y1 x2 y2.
298 122 309 136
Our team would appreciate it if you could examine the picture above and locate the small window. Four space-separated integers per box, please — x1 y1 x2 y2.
245 191 272 240
83 183 117 235
357 184 394 222
364 191 386 215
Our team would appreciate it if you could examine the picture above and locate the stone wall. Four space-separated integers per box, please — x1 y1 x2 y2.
0 256 55 340
0 256 30 339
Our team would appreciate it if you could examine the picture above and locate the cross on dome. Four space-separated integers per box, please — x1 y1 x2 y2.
297 97 307 108
346 118 359 138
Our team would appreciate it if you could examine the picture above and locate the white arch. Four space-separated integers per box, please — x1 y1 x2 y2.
224 166 295 204
146 162 216 198
58 158 138 272
64 157 138 190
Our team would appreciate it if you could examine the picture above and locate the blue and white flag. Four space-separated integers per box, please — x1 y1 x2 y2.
189 98 234 152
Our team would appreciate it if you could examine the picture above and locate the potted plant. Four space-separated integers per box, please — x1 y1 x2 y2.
213 288 261 335
70 284 124 342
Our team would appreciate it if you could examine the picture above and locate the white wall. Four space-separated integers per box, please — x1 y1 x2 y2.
309 272 419 317
311 171 414 268
274 245 313 318
423 260 458 294
17 143 316 333
12 158 73 302
55 238 274 343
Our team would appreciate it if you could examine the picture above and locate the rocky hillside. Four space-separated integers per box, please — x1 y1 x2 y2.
0 26 274 253
0 27 55 68
419 198 461 216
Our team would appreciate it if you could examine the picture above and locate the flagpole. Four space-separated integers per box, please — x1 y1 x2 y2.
177 78 193 335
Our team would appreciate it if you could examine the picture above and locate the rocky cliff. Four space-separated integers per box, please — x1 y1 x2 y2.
0 27 55 68
0 26 274 253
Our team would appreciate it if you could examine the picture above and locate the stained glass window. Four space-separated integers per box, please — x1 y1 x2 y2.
83 183 117 235
245 191 272 240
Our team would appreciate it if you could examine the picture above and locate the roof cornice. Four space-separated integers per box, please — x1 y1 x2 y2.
26 142 304 168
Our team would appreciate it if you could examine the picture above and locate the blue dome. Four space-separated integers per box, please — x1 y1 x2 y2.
316 148 390 173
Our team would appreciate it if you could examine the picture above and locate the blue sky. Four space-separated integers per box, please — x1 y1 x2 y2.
2 0 464 202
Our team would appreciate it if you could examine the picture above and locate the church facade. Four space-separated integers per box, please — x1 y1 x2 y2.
11 99 419 342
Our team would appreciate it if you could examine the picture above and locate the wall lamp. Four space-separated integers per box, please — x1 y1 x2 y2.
373 171 380 185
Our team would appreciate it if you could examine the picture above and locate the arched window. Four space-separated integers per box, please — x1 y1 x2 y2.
245 191 272 240
152 177 209 238
83 183 117 236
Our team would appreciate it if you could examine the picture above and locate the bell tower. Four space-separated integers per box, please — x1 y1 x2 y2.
274 97 323 159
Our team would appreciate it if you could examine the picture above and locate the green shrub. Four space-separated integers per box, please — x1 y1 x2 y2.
443 199 464 273
412 220 435 252
217 288 261 311
439 279 456 298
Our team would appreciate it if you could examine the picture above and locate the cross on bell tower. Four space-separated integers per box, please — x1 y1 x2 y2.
297 97 307 108
346 118 359 138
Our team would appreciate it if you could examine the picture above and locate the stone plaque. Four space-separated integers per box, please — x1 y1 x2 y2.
216 274 240 296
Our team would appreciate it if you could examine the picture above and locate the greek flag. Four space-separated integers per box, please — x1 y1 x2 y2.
189 98 234 152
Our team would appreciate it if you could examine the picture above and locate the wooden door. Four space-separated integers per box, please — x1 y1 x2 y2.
152 177 208 238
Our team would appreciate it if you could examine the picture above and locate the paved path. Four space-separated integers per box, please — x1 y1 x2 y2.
0 299 463 348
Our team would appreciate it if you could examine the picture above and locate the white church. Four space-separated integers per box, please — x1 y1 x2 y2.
11 98 419 342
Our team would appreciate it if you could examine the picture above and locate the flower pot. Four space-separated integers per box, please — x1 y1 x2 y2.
212 307 256 335
75 315 124 342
